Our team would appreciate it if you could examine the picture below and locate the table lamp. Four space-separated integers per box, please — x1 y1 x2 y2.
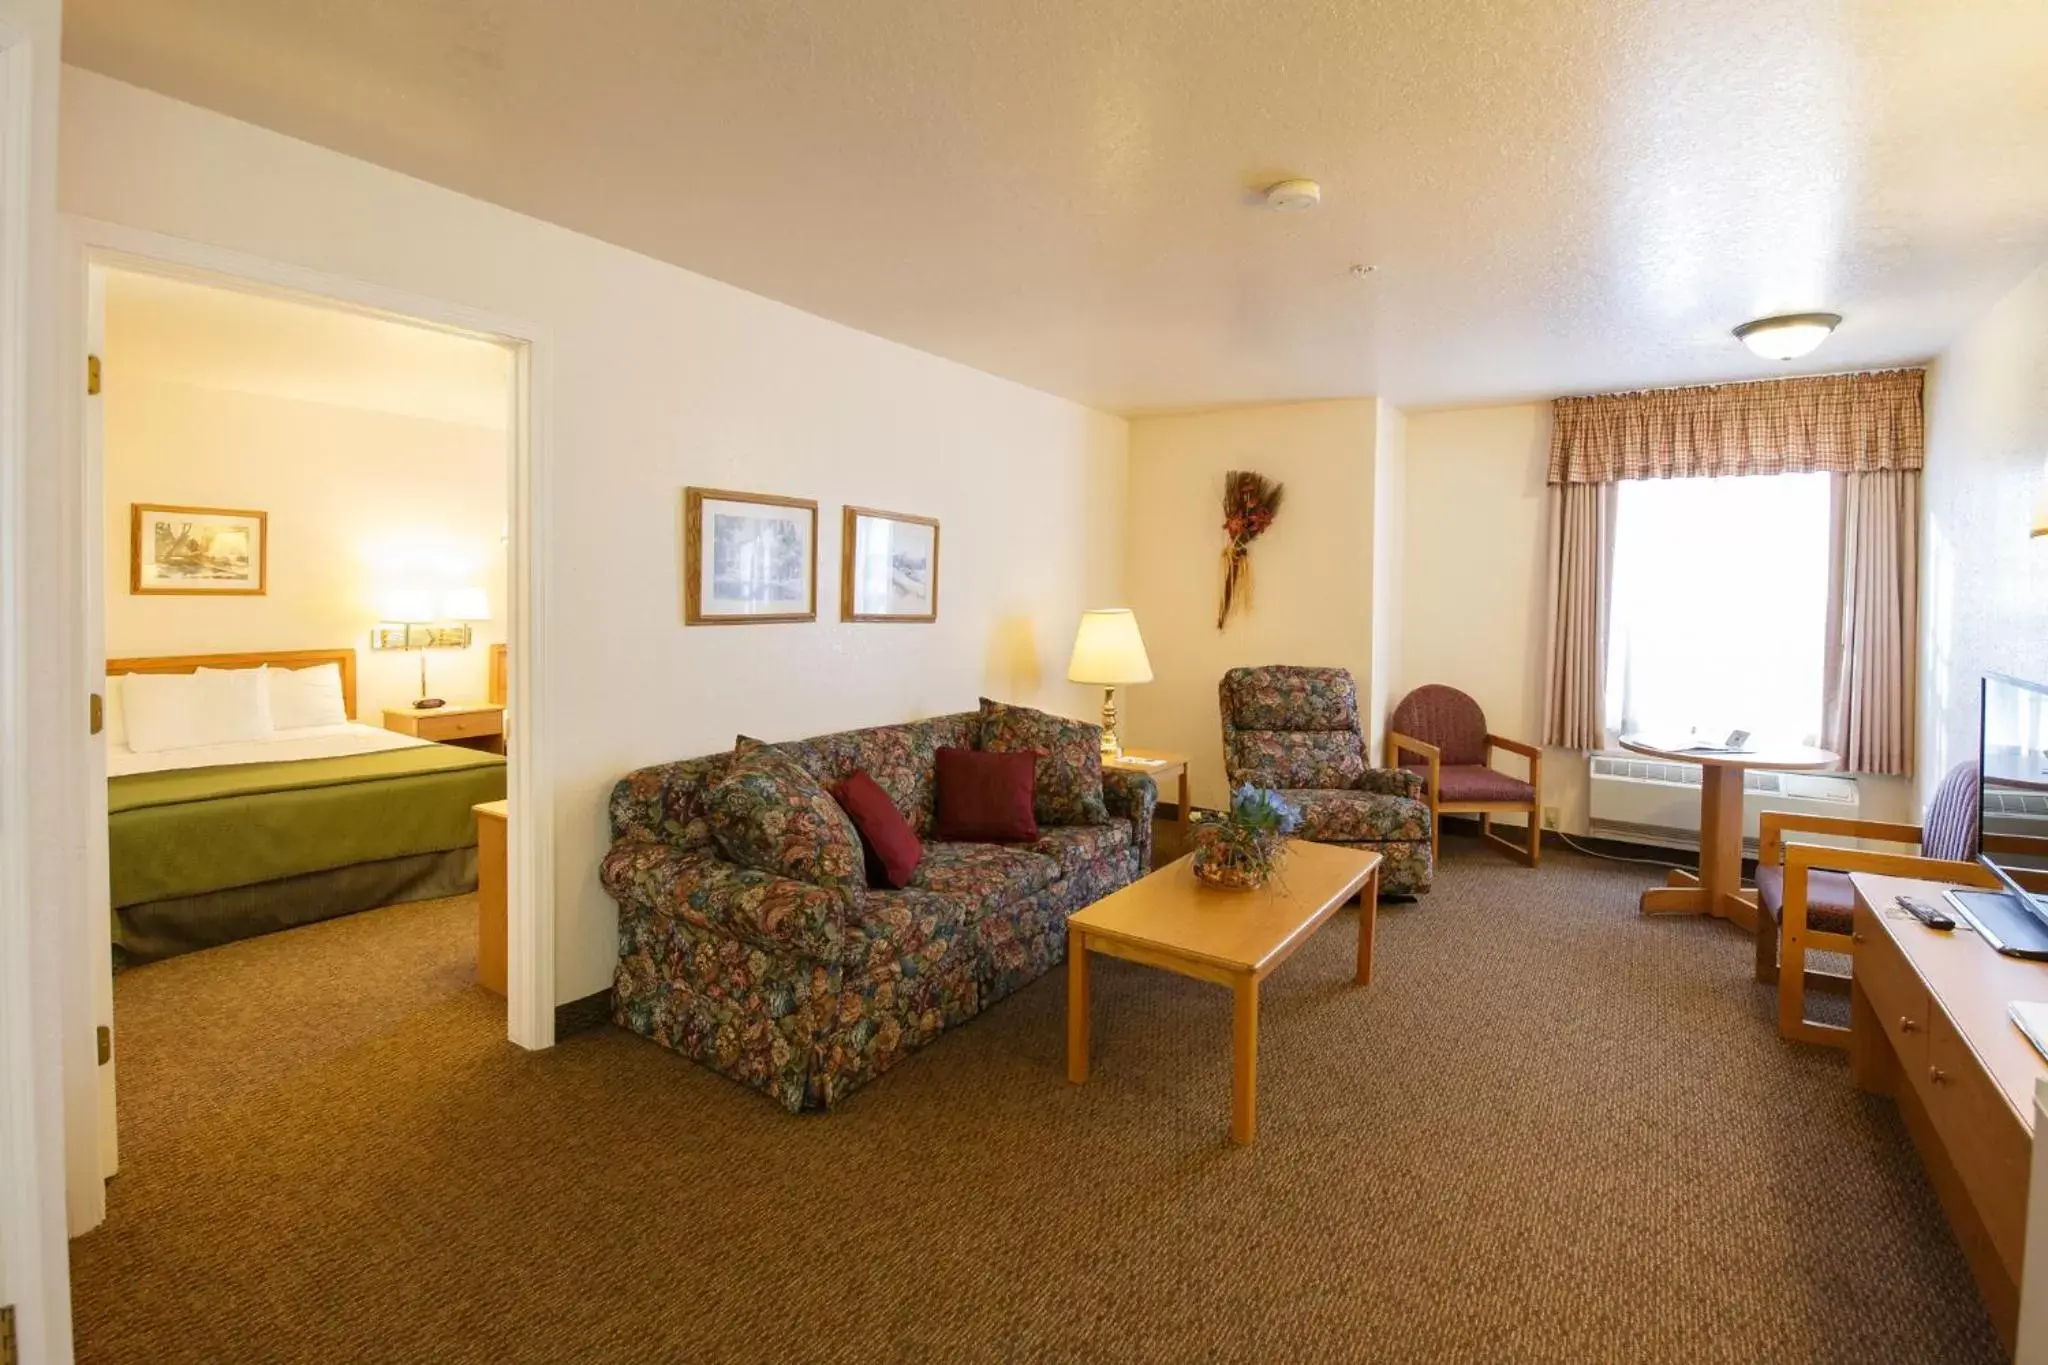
379 587 442 708
1067 608 1153 759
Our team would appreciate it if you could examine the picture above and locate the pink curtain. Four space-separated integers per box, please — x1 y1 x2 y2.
1541 482 1615 750
1542 369 1924 762
1824 471 1919 776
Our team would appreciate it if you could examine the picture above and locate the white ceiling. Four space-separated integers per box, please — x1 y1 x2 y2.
104 269 513 429
64 0 2048 414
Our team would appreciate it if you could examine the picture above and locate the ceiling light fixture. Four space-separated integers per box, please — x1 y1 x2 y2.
1733 312 1842 361
1264 178 1321 212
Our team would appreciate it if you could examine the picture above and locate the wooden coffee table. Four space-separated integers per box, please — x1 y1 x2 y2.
1065 839 1381 1144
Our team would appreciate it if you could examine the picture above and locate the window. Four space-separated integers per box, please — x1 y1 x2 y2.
1603 472 1831 745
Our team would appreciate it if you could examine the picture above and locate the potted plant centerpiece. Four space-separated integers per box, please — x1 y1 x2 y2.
1190 784 1302 889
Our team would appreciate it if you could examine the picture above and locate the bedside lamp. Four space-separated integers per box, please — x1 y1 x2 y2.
379 587 442 708
1067 608 1153 759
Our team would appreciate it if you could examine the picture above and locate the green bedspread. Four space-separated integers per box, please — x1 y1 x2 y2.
109 744 508 909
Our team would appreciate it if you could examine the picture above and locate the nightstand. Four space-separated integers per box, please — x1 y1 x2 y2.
473 799 508 996
1105 747 1191 829
383 702 505 754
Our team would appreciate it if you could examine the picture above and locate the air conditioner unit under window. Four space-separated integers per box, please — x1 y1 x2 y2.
1587 752 1862 857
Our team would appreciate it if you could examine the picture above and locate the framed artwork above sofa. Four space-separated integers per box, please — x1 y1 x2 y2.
841 505 939 623
683 487 818 625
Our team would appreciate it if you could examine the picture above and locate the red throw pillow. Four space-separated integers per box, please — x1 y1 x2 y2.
932 747 1039 842
829 770 924 890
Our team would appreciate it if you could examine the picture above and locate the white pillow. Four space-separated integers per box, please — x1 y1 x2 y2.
104 674 128 750
123 667 274 753
268 662 348 730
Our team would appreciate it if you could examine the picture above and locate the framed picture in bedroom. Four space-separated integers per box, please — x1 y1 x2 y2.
129 503 268 596
841 506 939 623
682 487 818 625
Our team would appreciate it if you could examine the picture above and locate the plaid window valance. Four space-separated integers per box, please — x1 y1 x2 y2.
1547 368 1925 485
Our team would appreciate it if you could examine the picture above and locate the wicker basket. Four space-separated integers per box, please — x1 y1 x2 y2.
1190 823 1284 890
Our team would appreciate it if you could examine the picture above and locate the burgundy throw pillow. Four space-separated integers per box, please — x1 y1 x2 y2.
830 769 924 889
932 747 1039 842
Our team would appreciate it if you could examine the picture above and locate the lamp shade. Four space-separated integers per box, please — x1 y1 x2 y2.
442 586 491 621
1067 609 1153 686
379 587 435 623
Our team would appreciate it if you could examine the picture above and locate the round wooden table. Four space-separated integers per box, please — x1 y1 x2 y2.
1616 737 1839 925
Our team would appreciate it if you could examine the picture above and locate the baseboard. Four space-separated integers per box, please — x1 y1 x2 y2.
554 989 612 1038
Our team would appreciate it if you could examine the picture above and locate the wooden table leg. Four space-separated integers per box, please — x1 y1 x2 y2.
1066 927 1090 1084
1638 766 1744 917
1231 974 1259 1145
1356 866 1379 986
1177 767 1191 830
1697 763 1744 920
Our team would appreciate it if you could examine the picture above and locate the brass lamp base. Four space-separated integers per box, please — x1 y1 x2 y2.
1098 686 1122 761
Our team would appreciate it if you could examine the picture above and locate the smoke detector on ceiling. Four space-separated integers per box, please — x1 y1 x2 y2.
1264 178 1322 212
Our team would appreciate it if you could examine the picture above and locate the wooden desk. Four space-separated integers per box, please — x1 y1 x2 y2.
475 799 508 996
1106 747 1191 830
1067 840 1379 1145
1851 872 2046 1350
1618 737 1836 929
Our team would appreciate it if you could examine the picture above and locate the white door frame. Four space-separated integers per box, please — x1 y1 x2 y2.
54 218 558 1232
0 16 76 1362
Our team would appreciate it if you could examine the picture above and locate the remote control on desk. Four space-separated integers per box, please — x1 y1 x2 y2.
1896 895 1956 932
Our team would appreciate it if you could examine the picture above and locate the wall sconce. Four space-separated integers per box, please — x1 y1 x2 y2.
372 587 492 709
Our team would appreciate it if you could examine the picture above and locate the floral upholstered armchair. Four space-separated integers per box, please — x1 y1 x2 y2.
1218 666 1433 895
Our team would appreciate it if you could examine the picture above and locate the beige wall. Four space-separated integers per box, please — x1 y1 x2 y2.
1368 402 1406 764
1920 261 2048 807
1123 400 1380 809
1397 403 1587 829
102 375 510 718
63 68 1128 1004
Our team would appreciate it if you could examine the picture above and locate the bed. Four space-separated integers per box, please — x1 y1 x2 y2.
106 648 509 963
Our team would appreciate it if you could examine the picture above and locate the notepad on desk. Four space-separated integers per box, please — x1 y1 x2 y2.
2009 1001 2048 1064
1116 756 1168 768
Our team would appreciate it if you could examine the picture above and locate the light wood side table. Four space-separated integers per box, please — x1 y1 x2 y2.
474 799 508 996
1105 747 1191 829
1616 736 1838 929
383 702 505 754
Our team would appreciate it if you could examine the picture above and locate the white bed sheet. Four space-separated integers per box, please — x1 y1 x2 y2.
106 721 433 778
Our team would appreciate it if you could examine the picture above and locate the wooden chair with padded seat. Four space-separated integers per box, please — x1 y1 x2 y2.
1753 761 1996 1048
1385 684 1542 867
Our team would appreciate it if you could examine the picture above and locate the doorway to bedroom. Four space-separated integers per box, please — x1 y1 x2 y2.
88 262 523 1192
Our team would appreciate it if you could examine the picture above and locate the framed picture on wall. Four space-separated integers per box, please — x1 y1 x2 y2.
683 487 818 625
130 503 268 596
841 506 939 623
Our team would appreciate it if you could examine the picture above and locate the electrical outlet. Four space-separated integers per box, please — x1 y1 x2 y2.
1543 806 1560 830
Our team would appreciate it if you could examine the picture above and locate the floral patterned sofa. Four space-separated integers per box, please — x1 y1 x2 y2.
1219 665 1433 895
601 709 1157 1112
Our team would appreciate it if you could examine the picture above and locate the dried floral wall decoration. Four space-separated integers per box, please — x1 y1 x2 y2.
1217 469 1284 629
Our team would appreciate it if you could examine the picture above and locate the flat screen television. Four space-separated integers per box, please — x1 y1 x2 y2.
1949 674 2048 958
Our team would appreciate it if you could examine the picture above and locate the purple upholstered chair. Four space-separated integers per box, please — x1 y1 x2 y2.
1752 762 1979 1047
1385 685 1542 867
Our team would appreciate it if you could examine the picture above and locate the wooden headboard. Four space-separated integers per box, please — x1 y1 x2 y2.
105 648 359 720
489 642 507 707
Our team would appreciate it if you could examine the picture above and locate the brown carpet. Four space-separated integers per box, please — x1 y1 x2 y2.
71 836 2003 1364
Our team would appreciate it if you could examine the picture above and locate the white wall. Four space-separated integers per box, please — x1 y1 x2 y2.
102 374 510 718
60 69 1128 1005
3 0 84 1346
1921 261 2048 806
1398 403 1583 828
1123 400 1380 809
